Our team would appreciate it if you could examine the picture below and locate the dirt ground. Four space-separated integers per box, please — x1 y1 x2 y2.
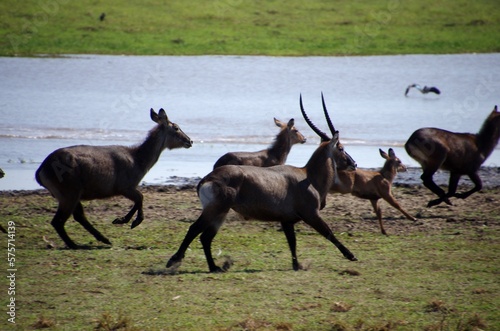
3 167 499 239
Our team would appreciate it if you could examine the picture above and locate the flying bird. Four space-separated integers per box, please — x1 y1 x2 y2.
405 84 441 97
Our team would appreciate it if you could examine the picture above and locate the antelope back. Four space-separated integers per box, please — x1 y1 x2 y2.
150 108 192 150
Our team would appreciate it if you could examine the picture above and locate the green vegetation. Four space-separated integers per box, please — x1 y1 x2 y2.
1 0 499 56
1 186 498 330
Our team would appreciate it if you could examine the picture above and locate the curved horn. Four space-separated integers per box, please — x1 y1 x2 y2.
321 92 336 135
300 94 330 142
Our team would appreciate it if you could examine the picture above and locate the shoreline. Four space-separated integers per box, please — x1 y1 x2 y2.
2 167 499 196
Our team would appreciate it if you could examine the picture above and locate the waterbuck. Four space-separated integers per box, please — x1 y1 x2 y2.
331 148 416 235
405 105 500 207
213 117 306 169
36 108 193 248
166 95 358 273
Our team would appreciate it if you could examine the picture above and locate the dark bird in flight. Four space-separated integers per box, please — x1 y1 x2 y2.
405 84 441 97
99 13 106 21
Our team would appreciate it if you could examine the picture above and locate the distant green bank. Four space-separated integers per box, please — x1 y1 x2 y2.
1 0 500 56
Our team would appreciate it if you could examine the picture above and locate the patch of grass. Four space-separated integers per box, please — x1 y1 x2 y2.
0 0 499 56
94 312 141 331
1 186 499 330
31 315 55 329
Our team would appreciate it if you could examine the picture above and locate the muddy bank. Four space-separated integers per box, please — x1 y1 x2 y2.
2 167 499 198
158 167 500 190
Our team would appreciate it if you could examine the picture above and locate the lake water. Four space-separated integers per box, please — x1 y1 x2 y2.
1 54 499 190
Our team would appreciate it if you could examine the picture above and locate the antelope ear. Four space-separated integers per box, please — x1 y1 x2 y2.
331 131 339 146
287 118 295 128
388 148 396 158
379 149 389 159
158 108 169 122
493 105 498 113
274 118 285 128
150 108 159 123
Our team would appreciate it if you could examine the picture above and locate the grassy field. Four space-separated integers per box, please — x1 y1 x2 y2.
1 184 499 330
1 0 500 56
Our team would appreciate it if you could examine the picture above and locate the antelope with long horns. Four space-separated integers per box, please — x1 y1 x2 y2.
166 95 357 273
405 105 500 207
36 108 193 248
213 117 306 169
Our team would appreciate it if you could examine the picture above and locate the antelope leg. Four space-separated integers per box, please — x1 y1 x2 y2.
73 202 111 245
455 172 482 199
281 222 302 271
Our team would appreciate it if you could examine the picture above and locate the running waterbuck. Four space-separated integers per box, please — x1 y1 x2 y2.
331 148 416 235
405 105 500 207
166 95 357 273
213 117 306 169
36 108 193 248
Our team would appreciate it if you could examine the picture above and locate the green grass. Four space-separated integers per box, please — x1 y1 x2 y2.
1 187 499 330
1 0 499 56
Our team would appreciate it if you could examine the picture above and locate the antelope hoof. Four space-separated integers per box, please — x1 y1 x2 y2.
292 261 304 271
427 200 439 208
166 255 182 269
210 266 226 273
97 236 112 245
347 255 358 262
65 242 79 250
130 217 143 229
112 217 128 225
427 198 452 208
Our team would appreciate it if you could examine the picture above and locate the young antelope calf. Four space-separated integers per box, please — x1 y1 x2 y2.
331 148 416 235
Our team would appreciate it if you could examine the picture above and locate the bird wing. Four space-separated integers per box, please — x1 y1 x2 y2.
428 87 441 94
405 84 416 96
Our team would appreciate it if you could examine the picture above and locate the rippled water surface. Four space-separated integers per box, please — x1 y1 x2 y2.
1 54 499 190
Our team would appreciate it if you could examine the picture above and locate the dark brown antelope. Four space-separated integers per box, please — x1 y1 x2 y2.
331 148 416 235
405 105 500 207
166 95 357 273
36 108 192 248
213 117 306 169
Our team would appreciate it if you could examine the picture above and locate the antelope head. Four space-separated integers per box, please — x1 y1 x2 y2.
380 148 407 173
300 94 357 171
274 118 307 145
150 108 193 149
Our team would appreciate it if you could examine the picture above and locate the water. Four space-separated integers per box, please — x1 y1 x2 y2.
1 54 499 190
